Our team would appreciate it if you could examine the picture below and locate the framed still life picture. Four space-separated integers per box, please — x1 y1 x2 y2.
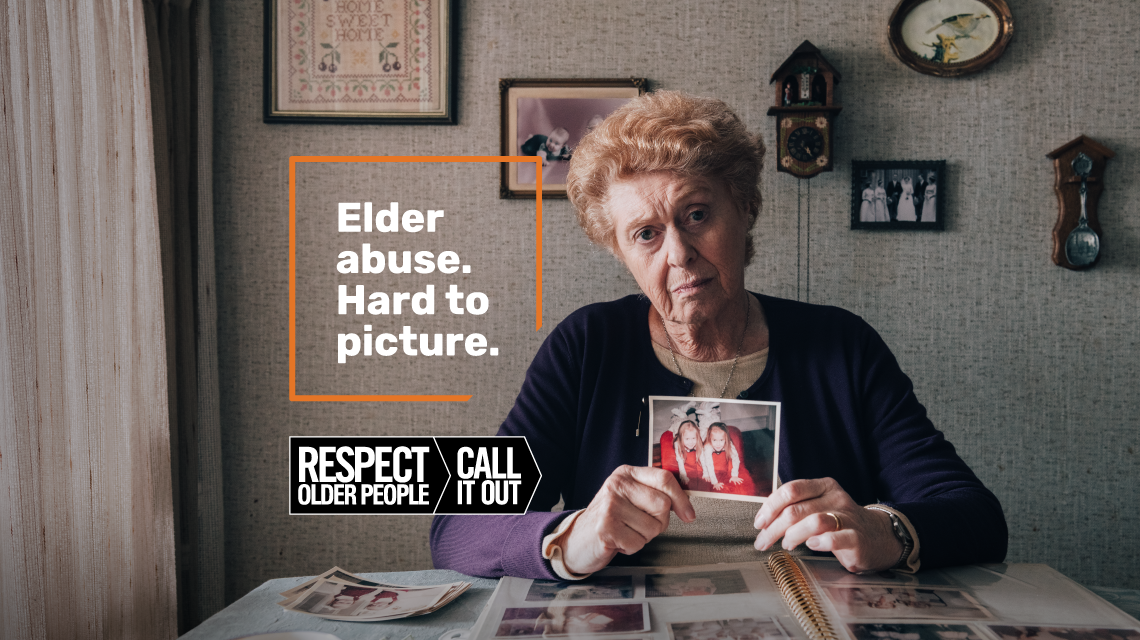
264 0 457 124
851 160 946 230
500 78 647 199
888 0 1013 77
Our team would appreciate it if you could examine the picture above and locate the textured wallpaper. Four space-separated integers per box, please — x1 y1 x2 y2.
212 0 1140 602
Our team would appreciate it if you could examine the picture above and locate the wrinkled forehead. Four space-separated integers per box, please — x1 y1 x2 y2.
606 172 726 218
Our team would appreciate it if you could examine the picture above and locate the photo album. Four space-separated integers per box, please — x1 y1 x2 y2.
468 553 1139 640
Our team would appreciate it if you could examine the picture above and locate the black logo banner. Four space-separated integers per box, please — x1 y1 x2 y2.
288 436 541 515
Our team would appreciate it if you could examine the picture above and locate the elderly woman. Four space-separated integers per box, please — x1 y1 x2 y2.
430 91 1006 579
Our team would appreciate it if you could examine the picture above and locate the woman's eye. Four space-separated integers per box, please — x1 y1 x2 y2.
689 210 707 222
637 229 655 241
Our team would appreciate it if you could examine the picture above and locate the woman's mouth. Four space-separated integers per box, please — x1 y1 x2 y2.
672 277 712 295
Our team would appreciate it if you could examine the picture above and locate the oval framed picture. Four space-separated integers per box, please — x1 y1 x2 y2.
888 0 1013 77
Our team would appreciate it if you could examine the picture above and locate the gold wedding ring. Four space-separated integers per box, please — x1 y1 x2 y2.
826 512 843 532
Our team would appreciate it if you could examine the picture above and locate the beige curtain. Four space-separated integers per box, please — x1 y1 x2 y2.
0 0 178 638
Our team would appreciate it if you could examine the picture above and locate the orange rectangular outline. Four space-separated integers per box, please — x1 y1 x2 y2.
289 156 543 402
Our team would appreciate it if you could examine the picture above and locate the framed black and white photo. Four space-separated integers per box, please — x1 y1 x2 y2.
500 78 647 199
851 160 946 230
648 397 780 504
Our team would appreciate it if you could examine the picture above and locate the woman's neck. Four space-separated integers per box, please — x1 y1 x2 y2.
652 293 768 362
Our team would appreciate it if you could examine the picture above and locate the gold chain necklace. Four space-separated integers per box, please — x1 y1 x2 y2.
661 297 751 399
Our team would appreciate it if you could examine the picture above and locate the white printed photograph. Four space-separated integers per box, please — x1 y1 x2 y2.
669 618 790 640
645 570 751 598
802 558 955 588
988 627 1140 640
824 586 994 621
649 397 780 503
494 603 650 637
848 623 985 640
525 576 635 602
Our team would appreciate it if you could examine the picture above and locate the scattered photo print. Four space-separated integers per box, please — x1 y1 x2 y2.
284 579 450 620
645 570 749 598
849 623 985 640
495 603 650 637
988 627 1140 640
525 576 635 602
824 586 993 620
648 397 780 503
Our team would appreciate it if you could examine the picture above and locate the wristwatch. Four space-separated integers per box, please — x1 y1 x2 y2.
865 505 914 571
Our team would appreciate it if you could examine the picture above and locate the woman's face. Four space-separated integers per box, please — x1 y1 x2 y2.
606 172 749 328
681 424 699 450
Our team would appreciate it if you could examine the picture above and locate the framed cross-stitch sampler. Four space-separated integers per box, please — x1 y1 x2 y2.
264 0 457 124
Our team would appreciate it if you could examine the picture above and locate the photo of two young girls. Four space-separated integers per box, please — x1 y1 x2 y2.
649 398 780 503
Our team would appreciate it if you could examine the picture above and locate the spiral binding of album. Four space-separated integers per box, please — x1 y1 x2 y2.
765 550 840 640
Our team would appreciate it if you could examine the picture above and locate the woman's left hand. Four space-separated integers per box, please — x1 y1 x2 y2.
752 478 902 573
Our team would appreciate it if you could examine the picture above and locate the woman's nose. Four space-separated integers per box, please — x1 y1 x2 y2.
664 229 696 266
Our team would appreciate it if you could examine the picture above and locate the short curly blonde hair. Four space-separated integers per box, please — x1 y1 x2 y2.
566 91 765 260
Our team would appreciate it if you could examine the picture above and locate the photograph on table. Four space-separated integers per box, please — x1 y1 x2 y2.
848 623 985 640
824 586 994 621
645 570 750 598
281 578 455 621
850 160 946 230
278 565 404 600
801 557 955 588
669 617 790 640
494 603 650 637
525 575 635 602
648 397 780 503
500 78 646 199
988 626 1140 640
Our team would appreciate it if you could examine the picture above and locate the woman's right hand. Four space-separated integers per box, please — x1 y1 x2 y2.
561 465 696 575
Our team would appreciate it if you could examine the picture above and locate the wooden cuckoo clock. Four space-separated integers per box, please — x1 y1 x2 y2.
767 41 842 179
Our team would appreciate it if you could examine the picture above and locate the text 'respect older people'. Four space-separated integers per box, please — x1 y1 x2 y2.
430 91 1007 579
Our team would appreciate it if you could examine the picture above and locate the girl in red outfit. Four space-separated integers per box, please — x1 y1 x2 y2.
701 422 757 496
659 420 713 491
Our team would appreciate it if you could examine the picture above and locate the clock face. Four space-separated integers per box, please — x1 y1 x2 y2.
787 126 824 162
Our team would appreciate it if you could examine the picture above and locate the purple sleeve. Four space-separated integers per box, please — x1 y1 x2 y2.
856 322 1008 568
429 512 570 579
430 326 584 578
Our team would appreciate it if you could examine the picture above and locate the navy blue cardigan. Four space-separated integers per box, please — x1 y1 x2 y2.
430 293 1007 578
